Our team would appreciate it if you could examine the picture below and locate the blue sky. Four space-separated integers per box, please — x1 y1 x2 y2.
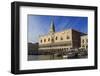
28 15 88 43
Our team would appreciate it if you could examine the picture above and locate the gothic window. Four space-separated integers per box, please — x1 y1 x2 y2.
82 45 84 47
66 36 70 39
61 37 63 40
55 36 57 40
82 39 84 43
48 38 50 41
86 45 88 49
44 39 46 42
40 40 42 43
51 38 54 42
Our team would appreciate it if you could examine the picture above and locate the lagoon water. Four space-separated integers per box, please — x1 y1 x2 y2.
28 55 63 61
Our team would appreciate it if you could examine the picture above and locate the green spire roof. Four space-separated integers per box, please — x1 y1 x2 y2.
49 19 55 33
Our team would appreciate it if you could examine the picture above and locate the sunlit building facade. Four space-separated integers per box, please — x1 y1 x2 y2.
38 20 87 53
81 35 88 49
